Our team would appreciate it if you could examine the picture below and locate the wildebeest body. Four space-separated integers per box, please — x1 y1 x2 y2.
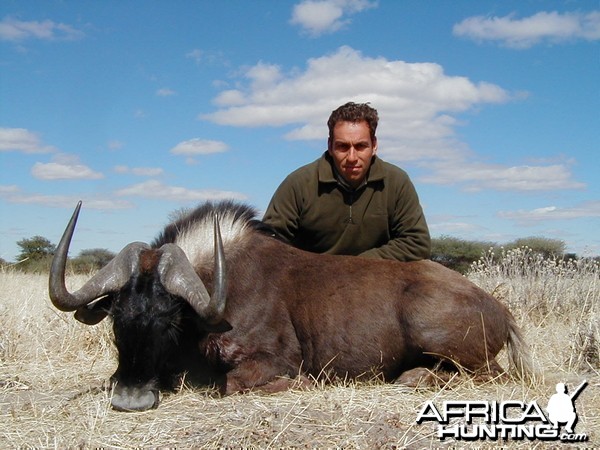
195 233 512 391
49 201 529 410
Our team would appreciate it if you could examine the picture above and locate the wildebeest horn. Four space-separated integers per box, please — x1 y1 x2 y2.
158 215 227 323
49 201 149 311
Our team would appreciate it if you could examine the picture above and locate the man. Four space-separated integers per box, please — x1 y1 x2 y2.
263 102 430 261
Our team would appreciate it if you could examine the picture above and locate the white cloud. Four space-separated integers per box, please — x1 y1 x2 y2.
170 138 229 156
31 154 103 180
498 201 600 225
2 177 246 209
420 160 585 192
0 185 20 195
201 46 584 193
428 221 486 235
213 89 246 107
0 185 131 210
202 45 509 160
107 140 124 151
156 88 176 97
290 0 377 36
116 180 247 202
186 49 204 64
453 11 600 48
0 16 84 42
0 127 56 154
114 165 164 177
185 48 228 66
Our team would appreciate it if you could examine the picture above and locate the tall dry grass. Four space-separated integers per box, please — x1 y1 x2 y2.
0 250 598 448
469 247 599 374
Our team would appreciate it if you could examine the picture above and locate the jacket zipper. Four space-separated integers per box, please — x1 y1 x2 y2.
347 192 355 224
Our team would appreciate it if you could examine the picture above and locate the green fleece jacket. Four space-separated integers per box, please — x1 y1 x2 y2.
263 152 431 261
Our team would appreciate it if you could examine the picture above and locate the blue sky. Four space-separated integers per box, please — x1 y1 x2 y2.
1 0 599 262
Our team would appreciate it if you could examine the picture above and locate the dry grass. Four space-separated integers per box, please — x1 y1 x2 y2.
1 250 598 448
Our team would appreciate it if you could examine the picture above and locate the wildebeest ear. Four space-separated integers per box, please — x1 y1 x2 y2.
74 296 113 325
203 319 233 333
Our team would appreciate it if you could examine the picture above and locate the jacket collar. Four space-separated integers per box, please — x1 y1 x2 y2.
317 151 384 188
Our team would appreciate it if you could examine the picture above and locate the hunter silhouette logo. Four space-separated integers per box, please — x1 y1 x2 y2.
546 380 587 436
416 380 589 442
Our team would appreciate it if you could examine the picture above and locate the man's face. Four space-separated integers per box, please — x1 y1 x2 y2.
328 120 377 188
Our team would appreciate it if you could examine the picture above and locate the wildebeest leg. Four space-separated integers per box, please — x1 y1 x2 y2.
224 359 310 395
470 358 508 382
396 367 455 387
396 358 506 388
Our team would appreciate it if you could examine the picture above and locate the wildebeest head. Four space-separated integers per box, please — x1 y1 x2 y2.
49 202 228 411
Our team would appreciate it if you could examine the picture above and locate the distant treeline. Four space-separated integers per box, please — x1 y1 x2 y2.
1 235 116 274
1 234 595 275
430 235 584 273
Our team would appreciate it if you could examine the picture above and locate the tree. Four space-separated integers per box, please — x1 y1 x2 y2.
15 235 56 272
70 248 115 273
505 236 566 258
16 235 56 262
431 236 495 273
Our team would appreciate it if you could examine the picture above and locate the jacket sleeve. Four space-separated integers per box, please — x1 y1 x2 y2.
262 174 303 243
359 175 431 261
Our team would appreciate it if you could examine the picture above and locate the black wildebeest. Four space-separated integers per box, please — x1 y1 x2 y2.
49 201 531 411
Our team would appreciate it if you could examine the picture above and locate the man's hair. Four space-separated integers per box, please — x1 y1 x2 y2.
327 102 379 145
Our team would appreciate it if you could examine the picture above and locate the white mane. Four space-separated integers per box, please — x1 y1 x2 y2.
174 210 250 267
